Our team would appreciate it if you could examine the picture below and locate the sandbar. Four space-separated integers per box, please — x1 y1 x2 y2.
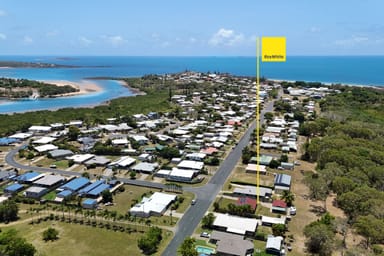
41 80 103 97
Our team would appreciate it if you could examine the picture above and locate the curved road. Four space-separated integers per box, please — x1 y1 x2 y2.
5 92 279 256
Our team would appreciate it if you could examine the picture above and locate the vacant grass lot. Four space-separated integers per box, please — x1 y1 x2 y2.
34 158 69 169
230 166 275 187
2 220 171 256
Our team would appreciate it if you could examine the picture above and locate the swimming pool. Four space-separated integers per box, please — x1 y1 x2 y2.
196 245 215 255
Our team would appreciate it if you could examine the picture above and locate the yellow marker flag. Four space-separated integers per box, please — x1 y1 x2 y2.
262 37 286 62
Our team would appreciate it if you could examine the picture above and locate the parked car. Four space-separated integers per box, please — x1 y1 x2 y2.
191 199 197 205
200 232 210 238
289 206 297 215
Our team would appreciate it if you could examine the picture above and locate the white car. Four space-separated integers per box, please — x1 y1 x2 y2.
289 206 297 215
200 232 210 238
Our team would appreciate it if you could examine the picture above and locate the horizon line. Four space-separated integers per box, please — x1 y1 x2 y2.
1 54 384 58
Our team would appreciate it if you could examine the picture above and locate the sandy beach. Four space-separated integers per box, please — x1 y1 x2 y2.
116 80 146 95
42 80 103 97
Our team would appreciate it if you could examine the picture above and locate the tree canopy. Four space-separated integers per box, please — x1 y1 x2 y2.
178 237 198 256
137 227 162 255
0 229 36 256
0 200 19 223
301 86 384 252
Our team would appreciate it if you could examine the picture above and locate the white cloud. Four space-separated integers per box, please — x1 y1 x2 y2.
78 36 93 46
0 33 6 40
0 10 6 17
23 36 33 44
102 35 125 47
209 28 245 46
334 35 369 46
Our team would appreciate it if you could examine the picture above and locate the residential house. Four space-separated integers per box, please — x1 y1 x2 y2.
212 213 258 237
266 236 284 256
210 231 254 256
274 174 292 193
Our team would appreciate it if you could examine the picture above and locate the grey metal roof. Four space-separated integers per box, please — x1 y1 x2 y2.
212 231 254 255
132 162 158 173
49 149 74 158
33 174 65 186
274 173 291 186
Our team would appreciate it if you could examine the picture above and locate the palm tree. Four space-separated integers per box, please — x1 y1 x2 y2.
281 190 295 207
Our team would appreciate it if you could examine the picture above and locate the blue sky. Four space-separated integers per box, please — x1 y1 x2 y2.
0 0 384 56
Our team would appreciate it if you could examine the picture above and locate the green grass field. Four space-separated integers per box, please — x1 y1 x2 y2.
2 219 173 256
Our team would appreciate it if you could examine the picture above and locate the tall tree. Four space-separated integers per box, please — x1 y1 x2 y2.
179 237 198 256
304 223 334 256
101 190 113 203
281 190 295 207
201 213 215 229
272 223 287 237
68 125 80 141
42 227 59 242
354 215 384 249
0 200 19 223
0 229 36 256
305 174 329 211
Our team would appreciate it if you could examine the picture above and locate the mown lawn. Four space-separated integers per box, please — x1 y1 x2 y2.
2 220 170 256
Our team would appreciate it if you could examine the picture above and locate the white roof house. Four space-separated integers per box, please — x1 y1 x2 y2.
33 136 56 144
66 154 95 164
28 126 52 133
266 236 284 254
9 133 32 140
109 156 136 168
185 152 206 161
245 164 267 174
261 216 286 226
50 123 64 129
69 120 83 127
34 144 58 153
265 127 285 133
172 129 190 136
168 168 195 182
131 162 158 173
99 123 132 132
131 135 149 144
129 192 177 217
177 160 204 171
111 138 129 146
155 169 171 177
157 134 173 142
270 118 287 127
213 213 258 235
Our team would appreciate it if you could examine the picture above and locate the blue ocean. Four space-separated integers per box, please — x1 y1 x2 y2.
0 56 383 113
